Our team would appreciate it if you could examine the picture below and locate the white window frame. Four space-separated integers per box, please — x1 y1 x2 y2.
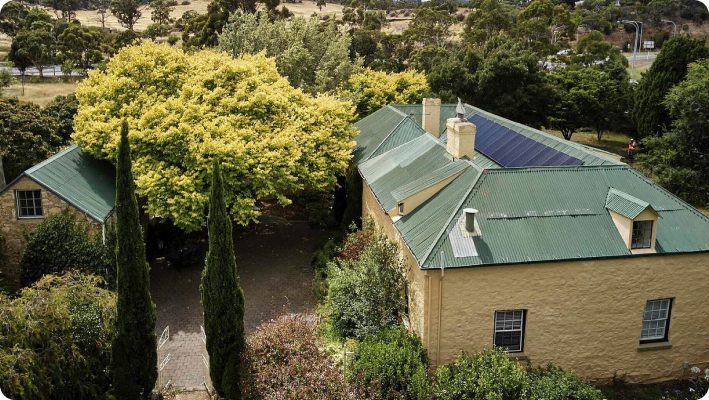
631 220 653 249
15 190 44 219
493 309 525 353
640 298 672 343
398 203 404 215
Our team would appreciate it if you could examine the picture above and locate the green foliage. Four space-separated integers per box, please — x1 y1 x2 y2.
150 0 174 25
527 364 604 400
339 69 429 119
0 2 30 37
167 34 179 45
113 29 141 48
45 94 79 142
111 121 158 400
0 98 61 183
182 0 257 48
201 158 245 398
326 221 407 340
241 313 366 399
19 209 114 288
633 36 708 139
349 328 431 400
142 23 169 39
639 60 709 208
311 238 340 301
219 11 361 95
0 272 116 400
110 0 142 30
403 8 455 48
574 30 616 66
0 69 13 96
434 347 528 400
341 164 362 230
74 42 357 231
57 25 108 73
8 28 56 78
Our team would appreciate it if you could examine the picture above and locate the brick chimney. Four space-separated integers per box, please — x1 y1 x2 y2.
422 98 441 138
446 99 476 160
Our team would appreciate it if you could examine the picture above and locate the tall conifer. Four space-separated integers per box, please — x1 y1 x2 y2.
201 157 245 398
111 121 158 399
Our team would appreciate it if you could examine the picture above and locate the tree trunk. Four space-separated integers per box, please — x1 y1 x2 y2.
561 128 574 141
0 150 6 189
596 129 604 141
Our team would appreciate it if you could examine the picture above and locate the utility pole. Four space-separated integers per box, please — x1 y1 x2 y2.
576 24 587 42
620 20 641 78
662 19 677 36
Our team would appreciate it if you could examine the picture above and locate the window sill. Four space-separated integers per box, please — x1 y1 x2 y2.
17 216 44 220
637 342 672 352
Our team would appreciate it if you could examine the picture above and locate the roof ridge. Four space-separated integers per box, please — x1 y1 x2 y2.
483 164 631 174
420 167 486 266
25 144 79 174
365 115 410 162
387 104 410 118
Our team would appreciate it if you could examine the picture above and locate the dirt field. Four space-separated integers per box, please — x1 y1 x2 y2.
543 128 631 159
1 82 78 106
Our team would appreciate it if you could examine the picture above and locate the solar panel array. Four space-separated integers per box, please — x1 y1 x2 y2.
468 115 584 168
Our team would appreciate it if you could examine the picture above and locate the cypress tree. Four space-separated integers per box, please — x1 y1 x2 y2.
111 120 158 399
201 157 245 398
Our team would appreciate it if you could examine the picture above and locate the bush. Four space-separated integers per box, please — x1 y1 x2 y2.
434 347 528 400
240 313 366 400
0 272 116 399
527 364 603 400
20 209 115 288
142 23 170 39
326 221 407 340
349 328 430 399
312 238 340 301
181 0 190 4
167 34 179 45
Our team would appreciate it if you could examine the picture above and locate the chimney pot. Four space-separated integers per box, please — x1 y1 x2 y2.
464 208 478 232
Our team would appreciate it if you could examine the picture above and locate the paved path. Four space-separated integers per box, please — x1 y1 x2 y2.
150 215 323 390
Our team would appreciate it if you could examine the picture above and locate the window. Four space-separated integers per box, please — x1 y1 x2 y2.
398 203 404 214
631 220 653 249
641 299 672 343
493 310 525 352
16 190 43 218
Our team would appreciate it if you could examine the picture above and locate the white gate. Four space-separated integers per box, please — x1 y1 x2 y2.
155 326 171 393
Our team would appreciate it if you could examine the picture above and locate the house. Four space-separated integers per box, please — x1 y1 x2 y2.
0 145 116 287
355 99 709 383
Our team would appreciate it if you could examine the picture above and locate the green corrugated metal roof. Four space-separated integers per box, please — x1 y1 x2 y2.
606 188 652 219
391 160 468 202
24 145 116 222
357 103 709 270
370 117 426 159
353 106 407 164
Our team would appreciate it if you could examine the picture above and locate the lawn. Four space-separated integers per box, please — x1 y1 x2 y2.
543 128 631 160
2 81 78 107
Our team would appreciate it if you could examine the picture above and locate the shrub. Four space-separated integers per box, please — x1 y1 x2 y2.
434 347 528 400
240 313 366 400
312 238 339 301
0 272 116 399
142 23 170 39
327 222 407 340
527 364 603 400
181 0 190 4
167 34 179 45
20 209 114 288
349 328 430 400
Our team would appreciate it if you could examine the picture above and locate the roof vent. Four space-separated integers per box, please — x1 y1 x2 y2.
464 208 478 233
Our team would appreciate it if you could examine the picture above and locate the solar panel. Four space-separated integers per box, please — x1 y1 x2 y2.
468 115 584 167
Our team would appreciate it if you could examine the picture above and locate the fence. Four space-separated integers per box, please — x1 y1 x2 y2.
155 326 171 394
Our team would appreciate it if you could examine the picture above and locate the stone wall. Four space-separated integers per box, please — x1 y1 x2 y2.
0 176 102 288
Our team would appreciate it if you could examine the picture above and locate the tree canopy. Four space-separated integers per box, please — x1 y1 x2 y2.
73 42 357 231
338 69 429 119
219 11 361 95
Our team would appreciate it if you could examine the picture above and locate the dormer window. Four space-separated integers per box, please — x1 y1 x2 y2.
631 220 653 249
398 203 404 215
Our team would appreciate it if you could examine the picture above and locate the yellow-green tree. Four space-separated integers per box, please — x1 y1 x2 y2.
339 69 429 119
73 42 357 231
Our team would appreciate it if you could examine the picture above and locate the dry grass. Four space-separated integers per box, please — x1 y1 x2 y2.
0 33 11 61
1 81 78 107
543 128 631 159
274 1 344 18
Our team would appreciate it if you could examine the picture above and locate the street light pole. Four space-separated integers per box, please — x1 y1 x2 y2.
576 24 587 42
620 20 640 77
662 19 677 36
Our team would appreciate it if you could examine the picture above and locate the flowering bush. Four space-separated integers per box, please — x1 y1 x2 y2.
240 313 367 400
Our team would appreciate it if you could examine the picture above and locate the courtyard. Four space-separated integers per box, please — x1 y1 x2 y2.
150 214 328 390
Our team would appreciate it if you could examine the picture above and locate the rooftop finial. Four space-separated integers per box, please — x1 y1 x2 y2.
456 98 465 120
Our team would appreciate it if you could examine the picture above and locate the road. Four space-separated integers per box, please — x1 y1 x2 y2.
0 64 82 77
626 54 658 61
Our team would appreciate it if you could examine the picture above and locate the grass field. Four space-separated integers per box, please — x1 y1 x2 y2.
1 82 78 106
54 0 344 32
543 128 631 159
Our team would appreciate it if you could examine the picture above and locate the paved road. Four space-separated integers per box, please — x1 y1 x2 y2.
150 215 324 390
0 64 82 77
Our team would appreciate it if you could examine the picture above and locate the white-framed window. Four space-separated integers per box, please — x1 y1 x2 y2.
398 203 404 214
631 220 653 249
16 190 43 219
641 298 672 343
493 309 525 352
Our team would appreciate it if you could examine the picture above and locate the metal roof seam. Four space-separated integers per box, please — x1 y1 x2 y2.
365 116 411 162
